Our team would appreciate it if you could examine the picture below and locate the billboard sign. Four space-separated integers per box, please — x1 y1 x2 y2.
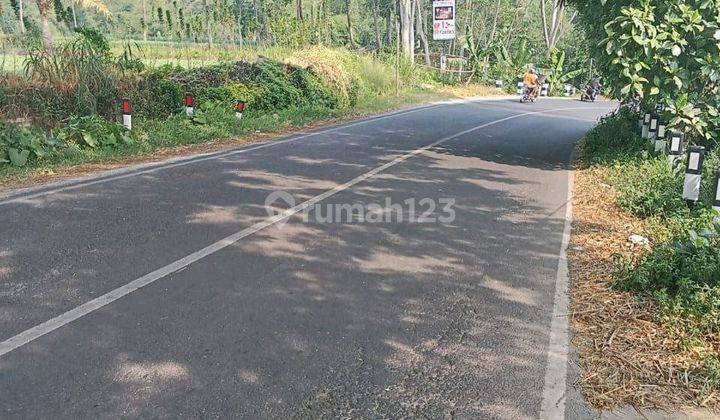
432 0 456 40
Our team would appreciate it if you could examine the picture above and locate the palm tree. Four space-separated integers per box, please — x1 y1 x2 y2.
34 0 111 52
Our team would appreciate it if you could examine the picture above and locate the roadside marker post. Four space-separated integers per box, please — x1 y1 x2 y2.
682 146 705 207
185 93 195 117
713 171 720 214
235 101 245 119
541 83 549 96
641 113 650 139
517 81 524 95
668 131 684 169
495 80 503 90
654 123 667 154
648 115 658 147
564 85 572 96
121 99 132 131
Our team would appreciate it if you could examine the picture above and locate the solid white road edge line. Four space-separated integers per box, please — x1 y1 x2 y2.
539 155 576 420
0 96 516 206
0 106 605 358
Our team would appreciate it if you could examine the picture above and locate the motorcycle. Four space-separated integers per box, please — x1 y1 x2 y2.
520 85 538 103
580 85 600 102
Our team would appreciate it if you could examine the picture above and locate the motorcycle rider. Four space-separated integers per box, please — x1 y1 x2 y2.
586 77 602 101
523 68 539 99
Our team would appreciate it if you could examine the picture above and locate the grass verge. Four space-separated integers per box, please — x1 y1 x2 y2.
569 111 720 411
0 84 499 192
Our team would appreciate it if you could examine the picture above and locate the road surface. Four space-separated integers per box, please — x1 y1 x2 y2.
0 98 613 419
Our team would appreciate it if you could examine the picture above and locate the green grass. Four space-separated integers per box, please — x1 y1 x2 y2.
583 111 720 345
0 85 486 187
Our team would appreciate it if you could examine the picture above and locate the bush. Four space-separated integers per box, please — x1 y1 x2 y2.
56 115 130 149
226 83 264 111
0 122 63 167
123 70 184 119
581 109 646 166
609 158 687 219
616 221 720 335
290 68 340 109
252 60 304 111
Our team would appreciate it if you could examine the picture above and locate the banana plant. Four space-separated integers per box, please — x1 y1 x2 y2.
464 27 500 85
545 49 583 95
494 38 535 80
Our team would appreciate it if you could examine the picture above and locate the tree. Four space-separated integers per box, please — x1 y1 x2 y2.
34 0 110 51
415 0 429 65
539 0 566 54
398 0 413 61
346 0 355 47
570 0 720 140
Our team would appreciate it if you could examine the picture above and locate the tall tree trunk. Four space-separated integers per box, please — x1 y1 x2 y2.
18 0 26 33
385 11 392 47
488 0 502 43
373 4 382 50
204 0 214 47
345 0 355 47
142 0 148 41
71 2 78 28
414 0 429 66
398 0 413 62
296 0 303 20
539 0 565 55
35 0 54 52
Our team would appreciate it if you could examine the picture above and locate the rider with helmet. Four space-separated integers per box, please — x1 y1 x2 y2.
522 68 540 102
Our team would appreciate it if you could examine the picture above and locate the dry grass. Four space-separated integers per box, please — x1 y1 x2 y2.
569 153 720 411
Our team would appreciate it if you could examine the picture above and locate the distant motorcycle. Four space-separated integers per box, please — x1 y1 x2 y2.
580 84 601 102
520 85 538 103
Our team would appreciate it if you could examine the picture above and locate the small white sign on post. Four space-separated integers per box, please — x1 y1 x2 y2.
432 0 456 41
439 54 447 71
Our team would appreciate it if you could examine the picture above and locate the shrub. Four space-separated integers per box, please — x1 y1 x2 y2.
287 47 362 107
616 221 720 335
0 122 63 167
609 157 688 219
56 115 129 149
252 60 304 111
290 68 340 109
117 69 184 119
226 83 264 110
581 109 646 166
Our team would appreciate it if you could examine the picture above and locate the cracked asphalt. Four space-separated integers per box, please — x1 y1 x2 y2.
0 98 613 419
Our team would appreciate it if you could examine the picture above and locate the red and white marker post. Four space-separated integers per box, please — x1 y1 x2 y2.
235 101 245 119
185 93 195 117
121 98 132 130
713 171 720 214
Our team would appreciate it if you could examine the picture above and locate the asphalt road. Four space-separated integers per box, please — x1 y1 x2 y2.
0 98 614 419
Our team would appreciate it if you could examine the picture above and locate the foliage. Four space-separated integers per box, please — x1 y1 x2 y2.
616 220 720 336
571 0 720 141
581 107 647 165
544 49 583 94
584 111 720 353
56 115 130 149
586 111 720 220
0 122 61 166
492 38 536 84
290 68 341 109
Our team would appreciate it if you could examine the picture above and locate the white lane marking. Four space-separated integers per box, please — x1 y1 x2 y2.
539 156 576 419
0 106 605 358
0 96 518 206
